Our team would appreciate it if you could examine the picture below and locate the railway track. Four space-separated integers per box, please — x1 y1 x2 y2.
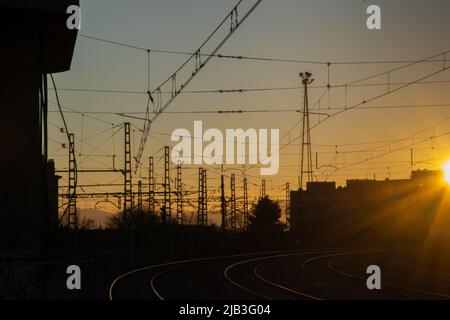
109 248 450 300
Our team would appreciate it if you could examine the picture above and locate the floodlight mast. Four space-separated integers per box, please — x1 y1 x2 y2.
299 71 314 189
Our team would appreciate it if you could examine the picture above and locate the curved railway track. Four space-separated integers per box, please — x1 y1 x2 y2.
109 248 450 300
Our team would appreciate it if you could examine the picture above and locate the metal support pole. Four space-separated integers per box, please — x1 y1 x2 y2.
149 157 155 214
123 122 134 264
243 177 249 230
138 180 143 214
299 72 314 189
221 167 227 232
203 169 207 226
163 146 173 257
230 174 237 231
68 133 77 230
164 146 171 223
197 168 207 226
198 168 203 226
261 179 266 198
286 182 291 232
176 164 183 224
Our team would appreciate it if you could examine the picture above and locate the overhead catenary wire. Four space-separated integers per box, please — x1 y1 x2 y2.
48 99 116 126
325 129 450 180
310 113 450 178
48 103 450 119
49 53 450 173
78 34 448 66
48 120 122 169
47 74 450 182
278 65 450 155
48 18 450 207
48 79 450 96
231 54 450 177
134 0 265 171
77 125 123 166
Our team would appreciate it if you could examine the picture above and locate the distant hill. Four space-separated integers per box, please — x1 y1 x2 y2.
78 208 117 229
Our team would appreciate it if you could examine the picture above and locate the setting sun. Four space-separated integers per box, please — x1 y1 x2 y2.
443 161 450 185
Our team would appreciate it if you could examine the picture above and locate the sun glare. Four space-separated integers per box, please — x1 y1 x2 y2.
443 161 450 185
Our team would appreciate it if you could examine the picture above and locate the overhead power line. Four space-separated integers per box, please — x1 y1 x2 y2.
47 103 450 117
280 64 450 154
234 54 450 175
78 33 448 66
134 0 264 172
48 79 450 96
325 129 450 180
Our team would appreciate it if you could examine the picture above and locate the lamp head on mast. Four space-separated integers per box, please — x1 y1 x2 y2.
300 72 314 85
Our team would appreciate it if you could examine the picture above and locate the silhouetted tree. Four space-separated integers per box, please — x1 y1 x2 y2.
243 196 286 249
106 209 159 229
248 196 284 233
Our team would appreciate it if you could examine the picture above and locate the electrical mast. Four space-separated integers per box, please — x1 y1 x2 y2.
220 165 227 232
123 122 134 264
299 72 314 189
163 146 172 257
67 133 77 231
261 179 266 198
148 157 155 214
285 182 291 232
176 163 183 225
230 174 237 232
243 176 249 230
163 146 171 223
197 168 207 226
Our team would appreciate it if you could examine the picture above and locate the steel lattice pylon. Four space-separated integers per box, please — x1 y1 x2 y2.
161 147 173 257
230 174 237 231
137 180 143 214
243 177 249 230
197 168 207 226
286 182 291 232
261 179 266 198
148 157 155 214
68 133 77 230
220 170 227 232
176 164 183 225
163 146 171 223
123 122 134 263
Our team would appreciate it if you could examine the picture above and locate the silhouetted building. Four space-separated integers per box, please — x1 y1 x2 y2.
0 1 78 299
47 160 61 232
291 170 447 245
0 1 78 252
